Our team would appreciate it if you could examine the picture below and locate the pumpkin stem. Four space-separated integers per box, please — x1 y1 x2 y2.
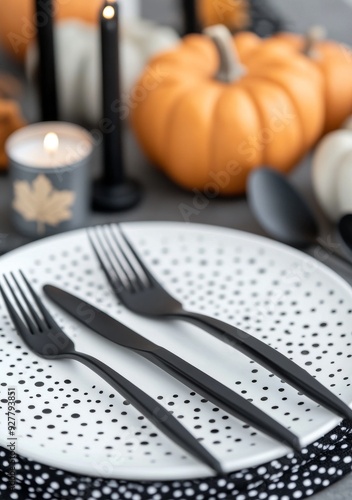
302 25 326 58
204 24 246 83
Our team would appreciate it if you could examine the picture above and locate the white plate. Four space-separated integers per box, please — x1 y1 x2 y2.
0 222 351 481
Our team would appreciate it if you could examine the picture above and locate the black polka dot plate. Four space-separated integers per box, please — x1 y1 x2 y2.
0 222 351 481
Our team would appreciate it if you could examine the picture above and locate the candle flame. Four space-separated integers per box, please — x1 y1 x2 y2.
103 5 115 20
43 132 59 154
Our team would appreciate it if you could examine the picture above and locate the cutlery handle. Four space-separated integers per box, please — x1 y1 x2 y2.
177 311 352 422
143 348 300 451
68 350 223 474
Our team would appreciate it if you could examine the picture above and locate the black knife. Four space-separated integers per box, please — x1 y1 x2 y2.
44 284 301 452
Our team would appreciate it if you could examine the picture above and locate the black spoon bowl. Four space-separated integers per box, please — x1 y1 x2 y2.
247 168 352 270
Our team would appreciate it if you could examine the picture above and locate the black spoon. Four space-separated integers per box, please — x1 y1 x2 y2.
247 167 352 270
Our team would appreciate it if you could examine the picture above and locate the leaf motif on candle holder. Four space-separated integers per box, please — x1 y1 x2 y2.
12 175 76 235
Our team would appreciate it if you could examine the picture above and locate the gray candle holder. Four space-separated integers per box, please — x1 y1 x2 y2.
6 122 93 238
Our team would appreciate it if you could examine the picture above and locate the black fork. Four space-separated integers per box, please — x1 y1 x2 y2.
0 271 224 475
89 224 352 422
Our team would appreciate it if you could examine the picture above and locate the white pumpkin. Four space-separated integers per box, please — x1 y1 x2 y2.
312 118 352 222
26 19 179 124
119 0 140 21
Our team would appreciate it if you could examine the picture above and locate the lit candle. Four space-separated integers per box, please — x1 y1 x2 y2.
6 122 93 237
182 0 200 35
35 0 58 121
93 0 141 211
100 0 123 185
7 123 91 168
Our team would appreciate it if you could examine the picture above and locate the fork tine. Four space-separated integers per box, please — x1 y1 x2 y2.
103 225 145 292
19 271 57 329
110 225 149 289
2 276 37 334
11 273 47 332
117 225 156 284
88 229 128 293
0 283 29 336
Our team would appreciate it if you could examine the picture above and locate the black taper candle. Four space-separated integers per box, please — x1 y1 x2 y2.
182 0 201 34
101 1 123 184
35 0 58 121
92 0 141 212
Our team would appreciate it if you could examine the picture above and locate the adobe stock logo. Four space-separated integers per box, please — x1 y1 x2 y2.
178 161 243 222
7 0 72 55
208 0 247 21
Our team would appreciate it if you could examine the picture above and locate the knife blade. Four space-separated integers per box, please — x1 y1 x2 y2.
44 284 301 451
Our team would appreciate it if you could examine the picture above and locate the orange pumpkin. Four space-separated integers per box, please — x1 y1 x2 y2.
197 0 250 31
0 0 102 62
272 28 352 134
131 25 325 195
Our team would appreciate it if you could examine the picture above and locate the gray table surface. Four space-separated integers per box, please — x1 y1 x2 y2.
1 0 352 498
